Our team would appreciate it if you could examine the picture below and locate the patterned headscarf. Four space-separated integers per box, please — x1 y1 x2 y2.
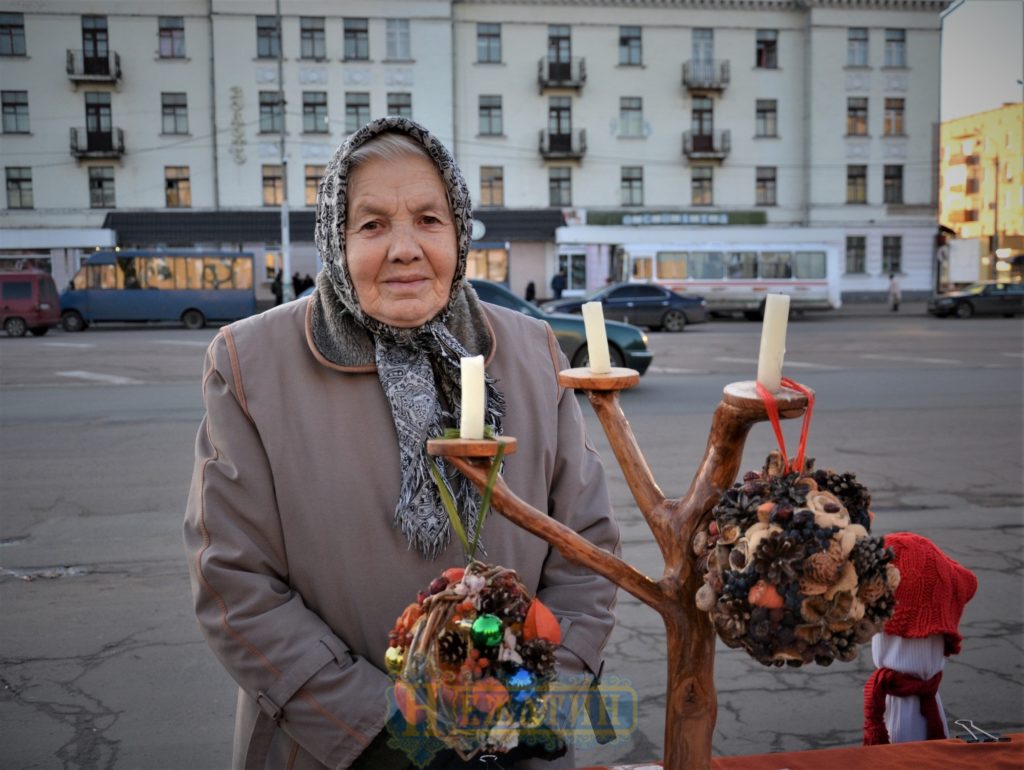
311 116 505 559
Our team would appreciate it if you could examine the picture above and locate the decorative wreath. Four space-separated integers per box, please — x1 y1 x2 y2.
385 561 562 760
695 380 900 667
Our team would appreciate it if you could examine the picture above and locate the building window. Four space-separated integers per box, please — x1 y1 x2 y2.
846 97 868 135
882 235 902 273
82 16 108 66
259 91 283 133
692 167 713 205
344 18 369 61
549 167 571 207
85 92 111 137
619 97 643 137
619 25 641 65
256 16 280 59
884 29 906 67
386 19 410 60
755 29 778 69
345 92 370 133
884 98 905 136
621 166 643 206
884 165 904 204
300 17 326 60
845 236 866 273
477 23 501 63
846 165 867 203
480 166 503 206
89 166 115 208
5 166 32 208
755 99 777 137
756 167 777 206
387 92 412 119
0 12 26 56
847 28 868 67
478 95 502 136
262 164 283 206
165 166 191 208
692 96 713 136
158 17 185 58
548 25 571 76
305 164 325 206
302 91 328 133
1 91 29 133
161 92 188 134
548 96 572 137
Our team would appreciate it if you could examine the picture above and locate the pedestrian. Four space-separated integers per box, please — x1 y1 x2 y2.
888 273 902 312
524 280 536 302
184 117 619 770
302 273 315 294
550 268 567 300
270 269 283 306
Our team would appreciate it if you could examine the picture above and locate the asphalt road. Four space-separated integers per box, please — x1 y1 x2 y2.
1 309 1021 769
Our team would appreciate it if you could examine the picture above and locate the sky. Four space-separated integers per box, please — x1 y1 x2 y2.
941 0 1024 120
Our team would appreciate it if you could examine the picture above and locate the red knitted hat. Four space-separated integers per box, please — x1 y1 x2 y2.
883 532 978 655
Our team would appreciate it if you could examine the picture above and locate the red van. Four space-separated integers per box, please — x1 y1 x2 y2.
1 271 62 337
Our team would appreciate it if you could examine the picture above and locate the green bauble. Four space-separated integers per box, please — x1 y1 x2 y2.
470 613 504 648
385 645 404 676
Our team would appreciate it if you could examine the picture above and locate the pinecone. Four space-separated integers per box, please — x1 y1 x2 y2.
813 469 872 528
751 531 804 585
862 590 896 625
480 582 529 623
851 537 893 581
438 628 467 666
519 638 557 680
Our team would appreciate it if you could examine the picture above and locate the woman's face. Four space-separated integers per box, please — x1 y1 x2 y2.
345 153 457 328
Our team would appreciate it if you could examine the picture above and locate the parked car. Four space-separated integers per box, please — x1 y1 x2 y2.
1 270 61 337
469 279 653 374
927 281 1023 318
543 282 709 332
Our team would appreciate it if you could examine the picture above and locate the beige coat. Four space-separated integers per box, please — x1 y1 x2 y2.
184 297 620 769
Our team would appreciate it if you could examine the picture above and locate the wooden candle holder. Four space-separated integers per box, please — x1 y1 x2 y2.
430 376 809 770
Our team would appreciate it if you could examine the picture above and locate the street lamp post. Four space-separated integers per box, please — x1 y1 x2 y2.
276 0 293 302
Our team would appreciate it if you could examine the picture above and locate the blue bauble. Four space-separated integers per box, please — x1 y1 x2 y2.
507 666 536 703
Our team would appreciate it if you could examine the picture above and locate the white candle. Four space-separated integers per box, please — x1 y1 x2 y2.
756 293 790 392
460 355 485 439
581 301 612 374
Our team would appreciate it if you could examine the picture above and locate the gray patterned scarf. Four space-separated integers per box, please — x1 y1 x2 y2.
310 117 505 559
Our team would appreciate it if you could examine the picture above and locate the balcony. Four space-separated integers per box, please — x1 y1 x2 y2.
539 129 586 160
537 57 586 91
682 60 730 91
70 127 125 159
67 50 122 83
683 130 731 161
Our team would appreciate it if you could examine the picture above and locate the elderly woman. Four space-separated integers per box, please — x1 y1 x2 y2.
184 117 620 770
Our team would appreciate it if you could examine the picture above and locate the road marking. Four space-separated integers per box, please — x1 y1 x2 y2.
648 366 703 374
41 342 95 349
55 370 144 385
860 354 962 365
154 340 211 347
714 357 844 370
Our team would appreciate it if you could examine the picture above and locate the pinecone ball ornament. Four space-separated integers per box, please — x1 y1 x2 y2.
385 561 563 761
694 452 900 667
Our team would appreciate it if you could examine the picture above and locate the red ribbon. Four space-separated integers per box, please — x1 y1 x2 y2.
863 667 946 745
755 377 815 473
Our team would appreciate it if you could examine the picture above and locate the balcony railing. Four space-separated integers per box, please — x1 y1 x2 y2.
67 50 122 82
70 127 125 158
682 60 730 91
539 128 587 159
682 130 731 160
537 57 586 91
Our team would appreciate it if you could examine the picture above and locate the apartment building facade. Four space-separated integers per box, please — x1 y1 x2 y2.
2 0 947 301
938 103 1024 282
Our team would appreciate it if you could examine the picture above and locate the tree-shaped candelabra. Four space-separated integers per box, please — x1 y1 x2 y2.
428 366 809 770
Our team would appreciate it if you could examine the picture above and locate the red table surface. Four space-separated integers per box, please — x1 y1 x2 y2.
576 733 1024 770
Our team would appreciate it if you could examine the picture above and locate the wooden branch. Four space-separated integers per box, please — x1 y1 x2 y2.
586 390 673 555
445 456 667 613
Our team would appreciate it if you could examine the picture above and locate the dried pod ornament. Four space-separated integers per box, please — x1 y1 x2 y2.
695 379 899 666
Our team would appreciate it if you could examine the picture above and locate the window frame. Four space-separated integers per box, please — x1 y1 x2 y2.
345 92 370 133
847 27 868 67
845 235 866 274
262 164 283 206
755 166 777 206
258 91 284 134
88 165 115 209
883 97 905 136
480 165 504 207
344 18 369 61
158 16 185 59
164 165 191 208
621 166 643 206
386 19 410 60
884 164 904 204
846 164 867 204
5 166 32 209
387 92 412 119
478 95 503 136
846 97 868 136
619 96 643 138
882 235 902 273
161 92 188 135
304 164 325 207
256 16 280 59
619 25 641 66
884 28 906 68
476 23 501 63
302 91 329 134
755 99 778 137
691 166 713 206
1 90 29 133
548 166 571 207
0 12 26 56
299 17 326 61
755 29 778 69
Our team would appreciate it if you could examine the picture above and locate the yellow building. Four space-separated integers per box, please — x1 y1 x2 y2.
939 103 1024 281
